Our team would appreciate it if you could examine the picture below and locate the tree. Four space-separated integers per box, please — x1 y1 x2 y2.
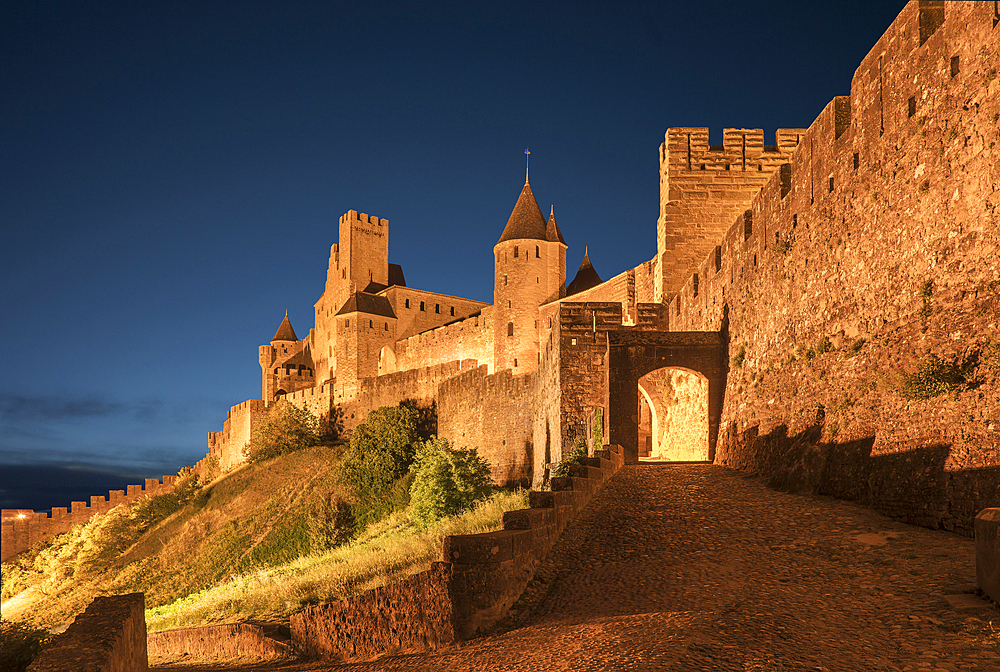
243 402 321 463
340 405 419 503
409 437 493 526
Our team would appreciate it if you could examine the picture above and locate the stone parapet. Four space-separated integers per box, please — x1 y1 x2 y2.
290 444 625 661
27 593 147 672
976 508 1000 605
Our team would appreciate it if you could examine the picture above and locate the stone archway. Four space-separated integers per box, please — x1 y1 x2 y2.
637 367 709 461
378 345 397 376
608 331 727 464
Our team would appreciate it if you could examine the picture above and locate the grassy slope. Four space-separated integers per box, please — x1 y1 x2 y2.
1 445 525 632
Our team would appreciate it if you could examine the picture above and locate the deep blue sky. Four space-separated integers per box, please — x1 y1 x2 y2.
1 0 908 510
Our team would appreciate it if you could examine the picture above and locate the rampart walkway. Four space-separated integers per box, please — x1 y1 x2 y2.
158 464 998 671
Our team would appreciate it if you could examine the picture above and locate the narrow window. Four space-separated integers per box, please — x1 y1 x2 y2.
853 153 859 170
536 277 539 283
829 176 835 192
693 273 699 297
571 338 577 345
514 245 519 258
507 322 514 336
504 275 508 286
908 96 916 118
514 358 518 367
536 245 540 258
369 319 373 328
508 300 511 309
342 268 346 279
534 320 538 328
420 301 425 311
724 163 731 171
346 319 349 327
405 298 410 308
450 306 455 316
714 246 722 273
743 210 753 241
435 304 440 314
950 55 960 78
792 214 798 229
273 368 278 374
384 322 388 330
548 317 552 327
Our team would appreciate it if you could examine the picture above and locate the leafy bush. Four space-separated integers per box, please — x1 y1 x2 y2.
341 405 419 504
243 402 321 463
816 336 833 355
553 440 589 478
1 619 52 672
844 338 866 358
307 493 355 551
409 438 493 526
133 468 201 532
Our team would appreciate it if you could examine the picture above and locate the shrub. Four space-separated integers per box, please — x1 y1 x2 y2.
307 493 355 551
553 440 589 478
845 338 866 358
132 468 201 532
816 336 833 355
341 405 419 504
243 402 321 463
409 438 494 526
0 619 52 672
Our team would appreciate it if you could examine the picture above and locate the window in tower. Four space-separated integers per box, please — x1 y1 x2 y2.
450 307 455 316
369 319 373 328
507 300 511 309
536 245 540 258
405 299 410 308
420 301 425 311
507 322 514 336
435 304 440 314
514 358 518 367
384 322 388 330
514 246 519 257
536 277 539 283
504 275 508 286
342 268 346 279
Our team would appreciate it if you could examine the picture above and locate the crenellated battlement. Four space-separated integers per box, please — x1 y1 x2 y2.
339 210 388 230
1 475 179 562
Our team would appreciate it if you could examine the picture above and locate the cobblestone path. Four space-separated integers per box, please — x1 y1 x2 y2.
159 464 999 671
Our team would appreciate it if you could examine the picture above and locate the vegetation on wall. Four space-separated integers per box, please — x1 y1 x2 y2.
242 402 321 463
553 440 589 478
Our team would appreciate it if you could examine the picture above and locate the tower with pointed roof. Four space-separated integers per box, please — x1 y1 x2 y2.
259 312 316 402
493 176 567 374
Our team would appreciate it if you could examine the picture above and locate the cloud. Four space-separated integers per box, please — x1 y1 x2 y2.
0 392 162 423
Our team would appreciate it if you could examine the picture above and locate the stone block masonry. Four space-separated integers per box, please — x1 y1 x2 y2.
290 445 625 661
1 475 178 563
26 592 147 672
976 508 1000 604
667 0 1000 535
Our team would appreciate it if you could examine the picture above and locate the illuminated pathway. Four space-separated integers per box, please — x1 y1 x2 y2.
161 464 998 671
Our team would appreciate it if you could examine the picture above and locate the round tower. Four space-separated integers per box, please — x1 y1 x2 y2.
493 177 566 374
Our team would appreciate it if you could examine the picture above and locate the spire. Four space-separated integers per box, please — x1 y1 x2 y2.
497 181 548 244
546 205 566 245
272 313 298 342
566 248 603 296
524 148 530 184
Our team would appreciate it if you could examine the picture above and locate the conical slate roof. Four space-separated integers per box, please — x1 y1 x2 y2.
272 313 298 342
546 205 566 245
566 248 603 296
497 182 548 244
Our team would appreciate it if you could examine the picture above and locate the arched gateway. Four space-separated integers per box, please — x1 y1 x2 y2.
607 330 727 464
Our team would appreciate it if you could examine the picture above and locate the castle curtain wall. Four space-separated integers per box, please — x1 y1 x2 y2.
665 1 999 533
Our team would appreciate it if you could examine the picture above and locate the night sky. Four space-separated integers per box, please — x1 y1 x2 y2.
1 0 908 511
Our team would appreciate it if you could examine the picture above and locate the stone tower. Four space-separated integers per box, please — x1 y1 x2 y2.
313 210 390 382
493 179 566 374
259 313 315 404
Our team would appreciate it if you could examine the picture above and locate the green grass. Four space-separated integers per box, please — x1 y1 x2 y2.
144 490 526 631
1 444 526 634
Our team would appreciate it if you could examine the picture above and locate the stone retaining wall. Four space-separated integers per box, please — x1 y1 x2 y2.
976 508 1000 605
147 622 292 665
290 444 625 661
27 593 147 672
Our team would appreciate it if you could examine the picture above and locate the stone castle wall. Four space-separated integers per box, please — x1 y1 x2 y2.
2 475 178 563
206 399 267 472
393 308 494 375
438 365 536 486
666 0 999 533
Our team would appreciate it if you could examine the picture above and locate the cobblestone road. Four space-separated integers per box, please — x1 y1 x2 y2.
159 464 999 671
